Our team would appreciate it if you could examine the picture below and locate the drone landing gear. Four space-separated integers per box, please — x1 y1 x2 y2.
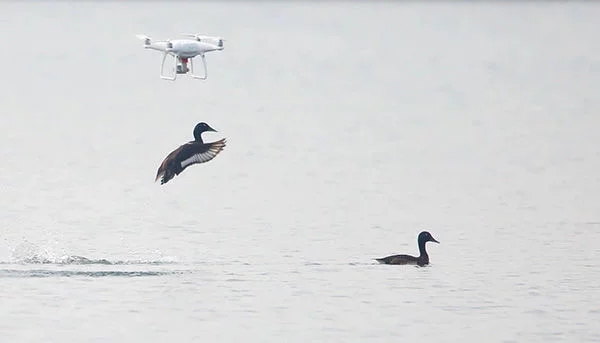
159 54 208 81
189 54 208 80
160 52 177 81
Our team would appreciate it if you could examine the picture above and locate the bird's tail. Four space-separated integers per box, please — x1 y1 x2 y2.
159 170 175 185
155 165 175 185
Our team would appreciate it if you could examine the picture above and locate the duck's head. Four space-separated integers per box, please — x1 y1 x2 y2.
193 122 217 140
418 231 440 244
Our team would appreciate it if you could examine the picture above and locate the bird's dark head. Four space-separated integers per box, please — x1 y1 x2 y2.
193 122 217 141
418 231 440 244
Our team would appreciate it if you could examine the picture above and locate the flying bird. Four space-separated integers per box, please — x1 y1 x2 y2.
155 122 226 185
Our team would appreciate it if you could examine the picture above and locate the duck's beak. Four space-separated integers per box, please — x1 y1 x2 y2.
431 238 440 244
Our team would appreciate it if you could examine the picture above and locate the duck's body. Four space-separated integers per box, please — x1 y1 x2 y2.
375 253 426 266
155 122 226 185
375 231 439 266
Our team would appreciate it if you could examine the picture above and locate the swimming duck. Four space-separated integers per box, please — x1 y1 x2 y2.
375 231 439 266
155 122 226 185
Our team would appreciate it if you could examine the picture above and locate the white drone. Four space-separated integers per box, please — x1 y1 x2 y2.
135 33 224 81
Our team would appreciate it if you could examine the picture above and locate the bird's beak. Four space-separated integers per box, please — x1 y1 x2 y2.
431 238 440 244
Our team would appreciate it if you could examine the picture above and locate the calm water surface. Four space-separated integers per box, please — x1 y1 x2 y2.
1 2 599 342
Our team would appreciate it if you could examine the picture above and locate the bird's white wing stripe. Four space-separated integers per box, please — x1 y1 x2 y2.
180 146 222 168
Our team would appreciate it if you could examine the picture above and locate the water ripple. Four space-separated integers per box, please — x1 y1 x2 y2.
0 269 184 278
1 255 179 266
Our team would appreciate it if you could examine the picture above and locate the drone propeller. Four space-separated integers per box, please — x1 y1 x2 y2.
135 34 151 45
181 33 225 43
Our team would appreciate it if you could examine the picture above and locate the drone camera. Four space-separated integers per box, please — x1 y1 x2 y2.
176 65 189 74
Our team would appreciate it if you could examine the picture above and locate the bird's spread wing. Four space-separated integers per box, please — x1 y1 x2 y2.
179 138 227 171
154 138 227 182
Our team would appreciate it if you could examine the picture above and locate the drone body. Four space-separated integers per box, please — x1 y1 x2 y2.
136 34 224 81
